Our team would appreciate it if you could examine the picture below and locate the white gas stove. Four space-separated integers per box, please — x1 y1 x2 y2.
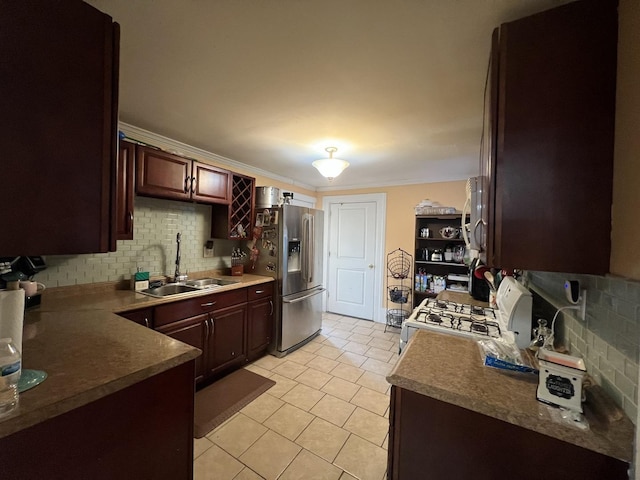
400 276 533 353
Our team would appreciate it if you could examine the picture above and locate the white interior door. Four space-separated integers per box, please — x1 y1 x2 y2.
326 201 378 320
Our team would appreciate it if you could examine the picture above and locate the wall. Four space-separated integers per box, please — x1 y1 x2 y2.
318 181 467 264
39 196 236 287
527 271 638 424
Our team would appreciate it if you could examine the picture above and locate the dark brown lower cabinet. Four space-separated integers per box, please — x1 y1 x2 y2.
209 303 247 377
0 361 195 480
117 307 153 328
157 314 207 384
247 296 273 362
387 386 628 480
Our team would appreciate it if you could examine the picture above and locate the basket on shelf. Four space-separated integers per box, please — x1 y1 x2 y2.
386 309 409 327
388 285 410 304
387 255 411 279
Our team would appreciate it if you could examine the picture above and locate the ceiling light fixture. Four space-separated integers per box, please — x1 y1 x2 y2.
312 147 349 181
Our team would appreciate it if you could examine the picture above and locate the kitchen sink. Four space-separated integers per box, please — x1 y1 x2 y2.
139 283 201 298
186 278 240 288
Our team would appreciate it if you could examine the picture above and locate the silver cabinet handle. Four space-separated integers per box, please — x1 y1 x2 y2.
204 317 210 339
269 300 273 316
191 177 196 193
201 301 217 307
144 317 149 328
255 290 264 294
184 176 191 193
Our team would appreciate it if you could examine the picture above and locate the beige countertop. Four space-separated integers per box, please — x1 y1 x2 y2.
0 274 274 439
387 329 634 463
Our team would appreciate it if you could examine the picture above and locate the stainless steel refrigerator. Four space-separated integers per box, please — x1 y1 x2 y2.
253 204 325 357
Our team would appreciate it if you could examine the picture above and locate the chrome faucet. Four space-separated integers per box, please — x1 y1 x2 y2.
174 232 187 283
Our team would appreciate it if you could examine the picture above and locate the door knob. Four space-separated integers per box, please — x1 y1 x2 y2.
368 264 374 269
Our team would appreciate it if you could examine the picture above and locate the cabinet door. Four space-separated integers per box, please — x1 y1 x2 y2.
0 2 119 255
209 304 247 376
116 140 135 240
118 307 153 328
491 0 617 273
247 298 273 361
156 315 207 384
136 146 191 201
192 163 231 204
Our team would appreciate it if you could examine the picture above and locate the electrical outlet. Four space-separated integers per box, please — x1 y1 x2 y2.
203 239 214 258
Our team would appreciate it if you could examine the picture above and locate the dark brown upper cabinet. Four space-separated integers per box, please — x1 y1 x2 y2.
211 173 256 239
136 145 231 205
116 140 136 240
0 1 119 255
483 0 617 274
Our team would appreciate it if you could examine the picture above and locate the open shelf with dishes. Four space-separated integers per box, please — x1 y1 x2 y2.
414 214 470 307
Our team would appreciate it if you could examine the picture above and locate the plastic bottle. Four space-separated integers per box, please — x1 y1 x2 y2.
0 338 21 417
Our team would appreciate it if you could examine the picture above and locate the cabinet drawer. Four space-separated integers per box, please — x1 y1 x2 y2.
247 282 274 302
154 288 248 327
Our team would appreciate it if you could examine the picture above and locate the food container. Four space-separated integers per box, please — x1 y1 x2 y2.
537 349 586 413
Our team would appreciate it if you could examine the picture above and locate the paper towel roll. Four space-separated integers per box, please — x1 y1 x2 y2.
0 290 25 353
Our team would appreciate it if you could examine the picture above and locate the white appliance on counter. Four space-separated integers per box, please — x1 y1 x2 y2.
400 276 532 352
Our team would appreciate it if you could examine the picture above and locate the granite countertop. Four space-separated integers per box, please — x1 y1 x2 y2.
0 274 274 439
387 329 634 463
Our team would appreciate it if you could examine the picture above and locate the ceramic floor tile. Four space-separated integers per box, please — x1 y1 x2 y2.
272 360 309 380
350 387 389 416
263 403 314 441
208 413 268 457
265 373 299 398
310 394 356 427
382 433 389 450
371 322 387 331
239 430 301 480
233 467 264 480
343 407 389 446
367 338 395 351
316 345 343 360
336 316 359 325
194 444 245 480
295 417 351 463
342 341 370 355
348 333 373 345
356 371 391 394
285 349 317 366
339 473 358 480
335 322 357 331
364 346 394 362
352 326 374 336
306 355 341 373
253 355 286 371
328 329 354 339
300 342 323 354
240 393 285 423
243 364 274 378
360 357 393 376
330 363 365 383
321 327 335 336
194 436 214 459
279 449 343 480
323 312 344 321
321 377 361 402
370 331 399 342
323 336 350 349
336 351 367 367
333 434 387 480
296 367 333 390
281 383 326 411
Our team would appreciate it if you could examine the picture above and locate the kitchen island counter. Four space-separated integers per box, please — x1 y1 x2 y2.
0 273 273 440
387 329 634 463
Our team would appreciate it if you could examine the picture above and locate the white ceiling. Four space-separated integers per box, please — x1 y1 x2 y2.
87 0 572 191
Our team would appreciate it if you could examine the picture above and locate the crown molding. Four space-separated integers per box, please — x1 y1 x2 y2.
118 122 318 193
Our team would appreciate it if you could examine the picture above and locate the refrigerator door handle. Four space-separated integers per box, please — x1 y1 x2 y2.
308 214 314 284
282 288 326 304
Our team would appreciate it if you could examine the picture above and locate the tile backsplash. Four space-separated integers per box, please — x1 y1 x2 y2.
526 271 639 424
37 196 238 287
